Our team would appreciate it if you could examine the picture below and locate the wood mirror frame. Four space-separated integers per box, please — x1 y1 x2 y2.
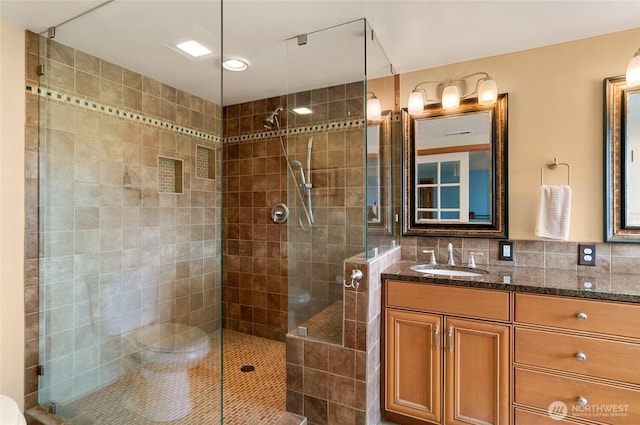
604 76 640 242
402 93 508 238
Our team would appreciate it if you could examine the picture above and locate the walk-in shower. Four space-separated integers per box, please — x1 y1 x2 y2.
26 5 392 423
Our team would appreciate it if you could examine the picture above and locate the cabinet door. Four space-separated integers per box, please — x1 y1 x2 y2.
385 309 442 424
444 317 510 425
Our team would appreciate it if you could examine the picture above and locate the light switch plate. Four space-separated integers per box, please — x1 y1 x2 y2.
499 241 514 261
578 244 596 266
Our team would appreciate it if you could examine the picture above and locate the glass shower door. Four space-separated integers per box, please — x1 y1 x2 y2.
34 2 223 423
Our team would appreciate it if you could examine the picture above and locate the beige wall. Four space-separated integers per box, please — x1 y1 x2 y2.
0 19 26 408
399 28 640 242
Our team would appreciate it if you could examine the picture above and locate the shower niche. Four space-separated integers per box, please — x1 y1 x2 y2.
196 145 217 180
158 156 184 194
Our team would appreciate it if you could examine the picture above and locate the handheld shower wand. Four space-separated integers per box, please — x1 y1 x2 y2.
264 107 314 232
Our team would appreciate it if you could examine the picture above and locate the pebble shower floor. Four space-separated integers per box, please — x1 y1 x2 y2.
59 330 286 424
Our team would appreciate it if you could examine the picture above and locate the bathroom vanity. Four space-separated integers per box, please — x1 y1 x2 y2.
381 263 640 425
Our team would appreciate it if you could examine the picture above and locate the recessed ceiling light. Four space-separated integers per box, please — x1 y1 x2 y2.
176 40 212 57
293 107 312 115
222 58 249 72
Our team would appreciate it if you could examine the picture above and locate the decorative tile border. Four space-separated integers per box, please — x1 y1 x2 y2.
224 118 367 144
26 84 222 143
27 84 378 145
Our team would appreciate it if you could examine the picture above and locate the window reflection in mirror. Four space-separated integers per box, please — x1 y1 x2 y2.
403 94 508 238
414 111 492 224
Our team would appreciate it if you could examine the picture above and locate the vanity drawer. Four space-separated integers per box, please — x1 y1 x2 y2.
514 407 584 424
515 328 640 385
514 293 640 339
515 368 640 425
386 280 510 321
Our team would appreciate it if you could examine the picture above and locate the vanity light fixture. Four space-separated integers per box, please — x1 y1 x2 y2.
407 72 498 114
222 58 249 72
626 46 640 85
367 92 382 121
176 40 212 57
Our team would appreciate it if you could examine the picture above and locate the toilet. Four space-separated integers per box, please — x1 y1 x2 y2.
288 286 311 331
124 323 210 422
95 284 210 422
0 394 27 425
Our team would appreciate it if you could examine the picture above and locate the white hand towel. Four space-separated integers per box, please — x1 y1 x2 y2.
535 185 571 241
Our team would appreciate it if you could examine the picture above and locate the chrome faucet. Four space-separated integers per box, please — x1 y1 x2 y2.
447 243 455 266
467 252 484 268
422 250 437 265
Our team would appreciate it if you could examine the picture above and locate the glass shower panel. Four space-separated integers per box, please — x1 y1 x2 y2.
365 20 395 259
284 19 369 343
36 2 222 423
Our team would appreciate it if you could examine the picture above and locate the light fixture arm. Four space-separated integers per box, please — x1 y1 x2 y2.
408 71 498 113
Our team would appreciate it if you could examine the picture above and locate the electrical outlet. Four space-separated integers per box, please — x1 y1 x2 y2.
578 244 596 266
499 241 514 261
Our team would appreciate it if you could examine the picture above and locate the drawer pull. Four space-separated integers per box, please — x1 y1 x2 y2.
576 312 588 320
577 396 588 406
434 325 439 351
576 352 587 361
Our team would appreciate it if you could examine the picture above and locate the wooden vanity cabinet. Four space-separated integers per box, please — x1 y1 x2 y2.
383 280 511 425
513 293 640 424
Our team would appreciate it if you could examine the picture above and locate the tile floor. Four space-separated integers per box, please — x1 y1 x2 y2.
56 329 285 424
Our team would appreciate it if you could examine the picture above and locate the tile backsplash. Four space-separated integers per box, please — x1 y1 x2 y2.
398 236 640 274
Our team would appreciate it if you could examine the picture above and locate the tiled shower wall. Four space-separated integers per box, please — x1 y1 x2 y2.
23 32 222 408
223 83 367 341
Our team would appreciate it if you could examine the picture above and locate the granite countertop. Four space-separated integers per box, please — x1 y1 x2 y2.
381 261 640 303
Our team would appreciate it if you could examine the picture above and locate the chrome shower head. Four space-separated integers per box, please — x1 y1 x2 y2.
263 107 283 129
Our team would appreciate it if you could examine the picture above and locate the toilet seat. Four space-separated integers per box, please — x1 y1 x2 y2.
0 395 26 425
136 323 210 366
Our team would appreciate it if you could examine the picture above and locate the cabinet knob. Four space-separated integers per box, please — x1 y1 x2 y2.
576 312 588 320
577 396 588 406
576 352 587 361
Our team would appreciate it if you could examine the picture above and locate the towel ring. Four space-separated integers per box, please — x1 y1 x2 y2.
540 157 571 186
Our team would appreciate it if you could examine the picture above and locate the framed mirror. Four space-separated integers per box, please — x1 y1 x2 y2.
402 94 508 238
367 110 392 235
604 76 640 242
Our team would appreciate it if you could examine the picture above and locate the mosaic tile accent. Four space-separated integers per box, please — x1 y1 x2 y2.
25 84 221 143
224 118 367 145
29 330 285 425
196 145 216 180
157 156 183 193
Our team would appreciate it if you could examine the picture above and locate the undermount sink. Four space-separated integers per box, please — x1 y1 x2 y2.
410 265 487 277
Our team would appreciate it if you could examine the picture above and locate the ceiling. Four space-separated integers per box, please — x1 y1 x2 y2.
1 0 639 106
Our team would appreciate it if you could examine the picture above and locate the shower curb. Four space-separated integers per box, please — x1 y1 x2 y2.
276 412 307 425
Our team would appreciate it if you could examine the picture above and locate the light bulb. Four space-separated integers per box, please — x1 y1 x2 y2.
441 85 460 110
626 48 640 86
408 91 425 115
367 97 381 121
478 78 498 105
